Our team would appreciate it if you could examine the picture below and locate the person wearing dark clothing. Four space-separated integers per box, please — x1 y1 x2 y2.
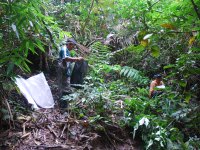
70 60 88 85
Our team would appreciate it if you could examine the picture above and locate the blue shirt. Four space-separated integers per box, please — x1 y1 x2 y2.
59 45 72 77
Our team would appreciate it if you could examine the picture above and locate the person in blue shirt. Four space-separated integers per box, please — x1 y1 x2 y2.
59 38 84 88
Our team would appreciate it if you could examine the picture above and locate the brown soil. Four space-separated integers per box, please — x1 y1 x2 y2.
0 74 142 150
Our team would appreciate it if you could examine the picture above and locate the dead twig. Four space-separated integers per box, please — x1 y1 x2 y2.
47 125 58 138
60 124 67 138
22 116 32 135
66 124 71 142
5 98 15 128
21 132 31 139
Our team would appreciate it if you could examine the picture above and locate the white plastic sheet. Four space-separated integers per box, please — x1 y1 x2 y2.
15 72 54 109
156 85 165 89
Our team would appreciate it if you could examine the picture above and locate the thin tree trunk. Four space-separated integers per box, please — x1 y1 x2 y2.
82 0 95 32
148 0 161 10
190 0 200 20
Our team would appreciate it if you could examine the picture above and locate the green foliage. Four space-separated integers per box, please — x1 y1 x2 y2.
89 42 110 64
124 87 200 149
55 0 200 149
0 0 199 149
88 42 117 83
120 66 149 85
164 46 200 101
0 0 65 78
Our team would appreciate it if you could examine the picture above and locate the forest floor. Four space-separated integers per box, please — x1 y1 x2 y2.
0 73 142 150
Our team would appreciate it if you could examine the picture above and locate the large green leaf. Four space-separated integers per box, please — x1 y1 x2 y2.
151 45 160 58
34 39 45 52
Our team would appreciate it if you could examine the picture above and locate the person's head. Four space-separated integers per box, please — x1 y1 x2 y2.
153 74 162 82
66 38 77 50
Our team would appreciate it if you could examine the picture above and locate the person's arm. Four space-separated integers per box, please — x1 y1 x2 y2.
63 56 84 62
149 81 155 98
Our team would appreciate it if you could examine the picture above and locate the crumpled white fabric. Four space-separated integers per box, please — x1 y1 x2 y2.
156 85 165 89
15 72 54 110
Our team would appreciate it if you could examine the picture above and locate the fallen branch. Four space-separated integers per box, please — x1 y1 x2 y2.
31 144 70 149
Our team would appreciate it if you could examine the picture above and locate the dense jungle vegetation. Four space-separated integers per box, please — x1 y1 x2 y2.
0 0 200 149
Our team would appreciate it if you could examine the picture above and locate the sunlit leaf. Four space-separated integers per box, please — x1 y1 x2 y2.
22 61 31 72
135 45 145 53
29 42 36 54
179 80 186 87
141 40 148 47
34 39 45 52
151 45 160 58
188 36 195 46
143 33 153 40
164 64 175 69
59 31 72 40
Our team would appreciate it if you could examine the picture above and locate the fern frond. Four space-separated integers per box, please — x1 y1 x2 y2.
89 42 110 64
90 42 109 53
120 66 149 84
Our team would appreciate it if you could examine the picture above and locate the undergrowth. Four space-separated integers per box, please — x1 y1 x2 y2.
59 42 200 149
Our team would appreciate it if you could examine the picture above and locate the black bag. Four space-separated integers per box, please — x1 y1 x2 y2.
70 60 88 84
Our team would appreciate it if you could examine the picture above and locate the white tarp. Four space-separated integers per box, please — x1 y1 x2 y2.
15 72 54 109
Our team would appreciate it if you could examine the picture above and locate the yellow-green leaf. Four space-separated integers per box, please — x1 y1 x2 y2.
141 40 148 47
151 45 160 58
185 93 191 103
188 36 195 46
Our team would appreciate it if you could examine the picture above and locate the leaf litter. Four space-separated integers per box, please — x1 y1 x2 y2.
0 75 142 150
